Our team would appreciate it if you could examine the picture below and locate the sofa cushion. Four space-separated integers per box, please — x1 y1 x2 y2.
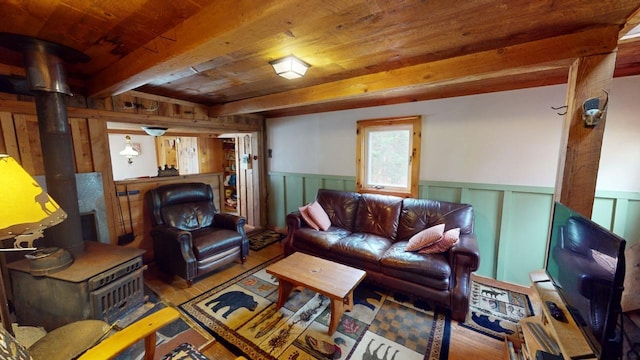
419 227 460 254
307 201 331 231
397 198 474 241
191 228 244 259
381 242 451 290
354 193 403 241
299 204 320 230
405 223 445 251
292 227 351 253
331 233 392 272
316 189 361 231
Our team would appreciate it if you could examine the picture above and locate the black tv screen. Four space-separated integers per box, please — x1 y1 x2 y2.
545 202 626 359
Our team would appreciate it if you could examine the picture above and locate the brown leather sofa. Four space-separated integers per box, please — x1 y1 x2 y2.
284 189 480 321
147 182 249 285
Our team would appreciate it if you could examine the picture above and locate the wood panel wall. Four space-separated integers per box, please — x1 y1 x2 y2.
115 173 224 263
0 90 263 260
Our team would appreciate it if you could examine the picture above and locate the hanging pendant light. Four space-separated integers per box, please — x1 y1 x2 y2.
142 126 168 136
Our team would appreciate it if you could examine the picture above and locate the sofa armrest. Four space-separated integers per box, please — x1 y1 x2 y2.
150 225 194 252
286 212 303 231
213 213 249 258
151 225 191 239
284 212 304 255
450 234 480 271
213 213 246 231
449 233 480 321
150 225 197 279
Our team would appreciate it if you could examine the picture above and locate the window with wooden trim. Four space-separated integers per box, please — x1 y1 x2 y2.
356 116 421 197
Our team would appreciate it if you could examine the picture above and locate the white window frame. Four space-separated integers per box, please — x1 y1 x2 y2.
356 116 421 197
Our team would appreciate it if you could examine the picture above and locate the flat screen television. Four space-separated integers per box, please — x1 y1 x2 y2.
545 202 626 359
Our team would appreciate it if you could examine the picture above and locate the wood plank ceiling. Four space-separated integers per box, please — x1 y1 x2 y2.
0 0 639 119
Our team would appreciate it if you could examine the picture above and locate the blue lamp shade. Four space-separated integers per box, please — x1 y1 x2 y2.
270 55 310 79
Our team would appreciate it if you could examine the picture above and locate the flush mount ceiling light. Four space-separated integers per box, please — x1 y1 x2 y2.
142 126 168 136
269 55 310 79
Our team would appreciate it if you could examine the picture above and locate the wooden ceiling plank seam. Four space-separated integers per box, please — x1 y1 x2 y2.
86 0 368 98
0 0 59 39
1 0 640 117
208 25 620 116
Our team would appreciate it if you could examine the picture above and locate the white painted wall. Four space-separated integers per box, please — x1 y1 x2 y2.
109 134 159 180
267 75 640 192
597 75 640 192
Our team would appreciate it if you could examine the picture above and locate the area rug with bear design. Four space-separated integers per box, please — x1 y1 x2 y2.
460 278 534 342
179 256 451 360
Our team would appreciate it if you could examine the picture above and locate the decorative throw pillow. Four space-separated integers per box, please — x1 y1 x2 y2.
299 204 320 230
405 223 445 252
307 201 331 231
419 227 460 254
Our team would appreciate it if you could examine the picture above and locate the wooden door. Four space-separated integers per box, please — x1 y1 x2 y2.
236 133 261 227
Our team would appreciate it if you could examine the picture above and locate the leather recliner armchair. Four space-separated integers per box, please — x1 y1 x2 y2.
146 182 249 286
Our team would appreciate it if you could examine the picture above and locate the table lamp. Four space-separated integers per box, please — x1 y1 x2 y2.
0 154 68 333
0 154 67 247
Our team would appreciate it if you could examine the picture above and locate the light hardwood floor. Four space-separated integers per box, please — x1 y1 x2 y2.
144 241 535 360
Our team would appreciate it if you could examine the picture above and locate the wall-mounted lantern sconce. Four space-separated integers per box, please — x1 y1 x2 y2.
269 55 310 79
582 90 609 127
119 135 139 164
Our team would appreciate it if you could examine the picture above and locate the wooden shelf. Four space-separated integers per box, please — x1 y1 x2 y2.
532 281 595 359
508 270 597 360
222 139 237 214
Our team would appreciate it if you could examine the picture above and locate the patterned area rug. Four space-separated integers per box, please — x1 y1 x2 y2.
248 229 284 251
460 278 534 341
180 257 451 360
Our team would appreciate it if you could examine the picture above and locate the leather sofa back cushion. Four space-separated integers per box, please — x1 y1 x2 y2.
150 182 216 226
162 202 216 230
316 189 361 231
398 198 474 241
354 193 403 241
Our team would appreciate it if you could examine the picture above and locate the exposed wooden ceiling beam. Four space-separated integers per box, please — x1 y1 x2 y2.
86 0 366 98
0 99 256 132
263 66 571 118
209 25 621 117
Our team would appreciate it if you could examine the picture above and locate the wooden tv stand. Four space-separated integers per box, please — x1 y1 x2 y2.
505 270 596 360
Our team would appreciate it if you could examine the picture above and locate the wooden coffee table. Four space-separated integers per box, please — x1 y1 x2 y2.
266 252 366 335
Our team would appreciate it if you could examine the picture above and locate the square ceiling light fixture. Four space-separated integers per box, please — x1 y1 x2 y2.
269 55 310 79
